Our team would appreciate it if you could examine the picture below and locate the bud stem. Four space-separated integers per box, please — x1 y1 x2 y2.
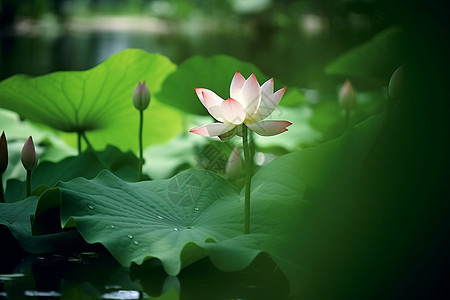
138 110 144 181
77 131 82 154
0 175 5 203
242 124 253 234
26 170 31 197
345 109 351 130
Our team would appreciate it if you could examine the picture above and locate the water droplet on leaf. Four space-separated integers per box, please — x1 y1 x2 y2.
173 227 179 231
157 215 163 220
194 207 199 211
128 235 133 239
88 205 94 210
110 225 115 229
133 240 139 245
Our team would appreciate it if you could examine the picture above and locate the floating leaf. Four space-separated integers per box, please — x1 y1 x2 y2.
0 49 183 151
59 169 243 275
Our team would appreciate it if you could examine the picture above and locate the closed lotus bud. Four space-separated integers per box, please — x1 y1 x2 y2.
0 131 7 174
226 146 242 180
388 65 403 101
21 136 38 171
132 81 151 111
338 80 357 110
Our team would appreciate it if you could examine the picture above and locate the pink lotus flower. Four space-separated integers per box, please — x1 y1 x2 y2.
189 72 292 140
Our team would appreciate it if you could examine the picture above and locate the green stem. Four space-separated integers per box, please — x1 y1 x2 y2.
26 170 31 197
77 131 82 155
138 110 144 181
242 125 253 234
81 132 94 151
0 174 5 203
345 109 351 130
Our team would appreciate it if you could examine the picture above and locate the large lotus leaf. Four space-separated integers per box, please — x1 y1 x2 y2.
155 55 273 115
0 191 83 253
58 169 244 275
0 49 183 152
325 26 406 86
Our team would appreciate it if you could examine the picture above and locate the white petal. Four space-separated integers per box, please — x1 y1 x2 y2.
189 123 236 137
201 90 225 122
247 120 292 136
239 73 260 117
230 71 245 100
252 87 286 122
260 78 274 96
221 98 246 125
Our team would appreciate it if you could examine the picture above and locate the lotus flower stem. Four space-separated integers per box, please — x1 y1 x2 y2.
138 109 144 181
242 124 252 234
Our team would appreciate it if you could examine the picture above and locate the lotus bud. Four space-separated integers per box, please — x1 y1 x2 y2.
388 65 403 101
338 80 357 110
21 136 38 171
0 131 7 174
132 81 151 111
226 146 242 180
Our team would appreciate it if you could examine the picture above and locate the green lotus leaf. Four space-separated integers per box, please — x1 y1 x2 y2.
0 49 183 151
58 169 243 275
325 26 405 86
0 190 83 253
4 145 141 203
155 55 272 115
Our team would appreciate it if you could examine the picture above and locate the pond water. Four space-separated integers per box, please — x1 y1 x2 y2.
0 252 289 299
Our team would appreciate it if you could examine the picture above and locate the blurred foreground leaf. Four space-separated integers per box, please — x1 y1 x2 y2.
325 27 406 87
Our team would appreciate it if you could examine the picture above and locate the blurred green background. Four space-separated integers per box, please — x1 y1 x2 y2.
1 0 449 298
1 0 390 90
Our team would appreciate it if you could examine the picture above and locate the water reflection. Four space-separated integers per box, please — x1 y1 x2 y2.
0 253 289 299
